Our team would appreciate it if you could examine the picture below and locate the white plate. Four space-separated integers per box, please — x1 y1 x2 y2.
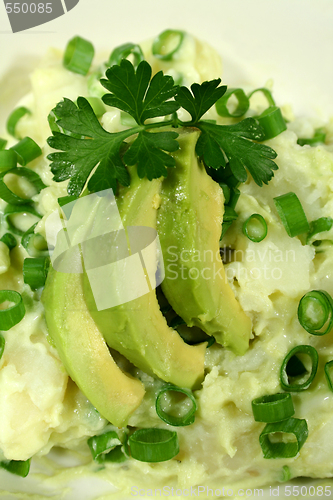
0 1 333 498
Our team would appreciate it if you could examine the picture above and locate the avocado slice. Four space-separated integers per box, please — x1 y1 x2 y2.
83 169 206 390
157 130 252 355
42 267 145 427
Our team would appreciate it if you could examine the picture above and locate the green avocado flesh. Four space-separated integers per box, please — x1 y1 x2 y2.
83 169 206 390
157 131 252 355
42 267 145 427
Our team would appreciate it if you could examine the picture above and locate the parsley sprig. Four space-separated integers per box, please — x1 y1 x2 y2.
47 59 278 197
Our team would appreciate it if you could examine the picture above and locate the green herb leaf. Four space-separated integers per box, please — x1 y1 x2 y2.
175 79 227 123
197 119 278 186
47 97 132 196
124 130 179 180
101 60 180 125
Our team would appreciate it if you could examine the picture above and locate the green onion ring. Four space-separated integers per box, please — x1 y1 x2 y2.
259 418 308 459
0 149 17 173
298 290 333 335
252 393 295 423
256 106 287 140
21 223 48 258
0 334 5 361
23 257 50 289
306 217 333 245
216 88 250 118
6 107 31 139
0 290 25 331
3 204 41 236
10 137 42 166
242 214 267 242
274 192 310 238
63 36 95 76
0 233 17 251
0 459 30 477
298 127 326 147
248 87 276 107
152 30 185 61
88 431 122 462
156 384 197 426
324 360 333 393
280 345 318 392
128 428 179 462
0 167 46 205
108 42 144 68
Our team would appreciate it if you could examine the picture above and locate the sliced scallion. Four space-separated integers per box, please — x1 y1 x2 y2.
0 334 5 360
63 36 95 75
10 137 42 166
152 30 185 60
88 431 122 463
6 107 31 139
307 217 333 244
324 360 333 393
128 428 179 462
21 223 48 257
274 192 310 238
259 418 308 459
298 290 333 335
248 88 276 107
23 257 50 289
252 393 295 423
156 384 197 426
256 106 287 140
297 127 326 147
242 214 267 242
0 138 7 150
0 149 17 173
109 42 144 68
3 204 41 236
0 167 46 205
280 345 318 392
281 465 291 482
0 233 17 251
0 459 30 477
0 290 25 331
215 88 250 118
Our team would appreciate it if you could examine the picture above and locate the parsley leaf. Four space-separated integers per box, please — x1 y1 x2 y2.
47 97 132 196
124 131 179 180
101 59 180 125
175 79 227 123
196 118 278 186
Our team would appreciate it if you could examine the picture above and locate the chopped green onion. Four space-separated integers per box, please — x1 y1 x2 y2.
0 138 7 150
0 290 25 331
84 97 106 118
297 127 326 147
128 428 179 463
0 167 46 205
0 233 17 250
156 384 197 426
280 465 292 482
21 223 48 257
0 149 17 173
274 192 310 238
324 360 333 393
307 217 333 244
252 393 295 423
6 107 31 138
63 36 95 76
256 106 287 140
108 42 144 68
259 418 308 459
3 204 41 236
248 88 276 107
0 334 5 360
23 257 50 289
280 345 318 392
88 431 122 463
10 137 42 166
0 459 30 477
152 30 185 60
216 88 250 118
242 214 267 242
298 290 333 335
